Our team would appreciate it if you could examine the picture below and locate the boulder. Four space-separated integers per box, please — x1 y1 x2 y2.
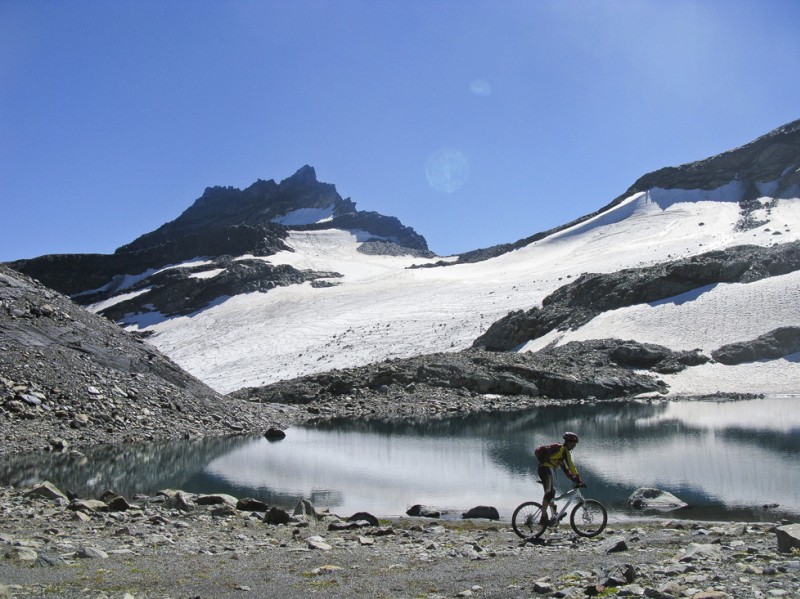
264 427 287 441
24 481 68 502
306 535 332 551
628 487 687 511
293 499 319 521
461 506 500 520
237 497 269 512
76 546 109 559
196 493 238 507
348 511 380 526
406 504 441 518
105 495 133 512
264 506 292 525
163 491 195 512
775 523 800 553
605 537 629 553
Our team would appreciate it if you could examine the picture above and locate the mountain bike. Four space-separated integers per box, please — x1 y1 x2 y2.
512 484 607 540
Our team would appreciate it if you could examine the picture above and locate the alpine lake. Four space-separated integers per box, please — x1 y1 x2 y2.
3 396 799 523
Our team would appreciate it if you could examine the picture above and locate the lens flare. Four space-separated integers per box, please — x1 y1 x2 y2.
425 148 469 194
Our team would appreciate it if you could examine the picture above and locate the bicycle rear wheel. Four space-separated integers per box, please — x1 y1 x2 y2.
511 501 547 539
569 499 607 537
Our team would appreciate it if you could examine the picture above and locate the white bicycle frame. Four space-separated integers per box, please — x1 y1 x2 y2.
547 486 585 522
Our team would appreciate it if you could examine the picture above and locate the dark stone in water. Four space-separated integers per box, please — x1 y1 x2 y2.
264 428 287 441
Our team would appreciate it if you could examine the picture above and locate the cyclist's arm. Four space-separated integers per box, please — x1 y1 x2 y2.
562 450 584 485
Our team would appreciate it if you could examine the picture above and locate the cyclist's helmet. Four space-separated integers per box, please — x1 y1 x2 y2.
563 432 579 443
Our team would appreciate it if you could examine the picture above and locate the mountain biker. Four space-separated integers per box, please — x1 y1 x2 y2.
536 432 585 525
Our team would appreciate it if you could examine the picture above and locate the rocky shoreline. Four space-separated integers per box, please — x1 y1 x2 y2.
1 482 799 599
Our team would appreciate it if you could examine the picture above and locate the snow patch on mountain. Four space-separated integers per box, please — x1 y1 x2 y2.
272 205 335 226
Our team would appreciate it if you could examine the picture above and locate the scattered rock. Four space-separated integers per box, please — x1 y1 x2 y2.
76 546 109 559
678 543 723 562
606 536 629 553
306 535 332 551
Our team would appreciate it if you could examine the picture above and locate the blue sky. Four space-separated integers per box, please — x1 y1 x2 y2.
1 0 799 262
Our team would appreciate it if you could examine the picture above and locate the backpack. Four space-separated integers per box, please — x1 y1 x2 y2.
535 443 561 463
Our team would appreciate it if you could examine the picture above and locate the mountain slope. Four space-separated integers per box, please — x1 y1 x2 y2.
122 123 800 396
0 265 292 455
7 121 800 400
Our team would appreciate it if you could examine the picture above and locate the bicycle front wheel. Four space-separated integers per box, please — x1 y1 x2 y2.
511 501 547 539
569 499 607 537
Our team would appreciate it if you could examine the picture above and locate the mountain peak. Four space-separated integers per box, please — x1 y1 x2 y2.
280 164 318 186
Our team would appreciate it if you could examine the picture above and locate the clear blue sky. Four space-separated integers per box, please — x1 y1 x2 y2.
2 0 799 262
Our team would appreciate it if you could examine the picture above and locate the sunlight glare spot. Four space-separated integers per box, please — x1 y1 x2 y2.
425 148 469 194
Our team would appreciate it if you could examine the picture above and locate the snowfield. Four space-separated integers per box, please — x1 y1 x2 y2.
123 185 800 396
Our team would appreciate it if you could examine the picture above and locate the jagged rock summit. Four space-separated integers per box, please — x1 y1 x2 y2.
119 165 428 260
9 166 432 318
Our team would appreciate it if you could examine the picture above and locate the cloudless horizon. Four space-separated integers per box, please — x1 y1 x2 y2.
1 0 799 263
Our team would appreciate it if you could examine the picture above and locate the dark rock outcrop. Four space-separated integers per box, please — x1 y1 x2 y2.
712 327 800 365
474 241 800 351
92 258 342 320
230 340 686 407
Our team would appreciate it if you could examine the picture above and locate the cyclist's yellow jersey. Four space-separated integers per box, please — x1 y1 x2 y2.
540 444 579 479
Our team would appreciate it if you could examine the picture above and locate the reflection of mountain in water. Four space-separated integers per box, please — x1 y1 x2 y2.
307 401 671 474
0 435 254 498
306 398 800 517
180 467 343 510
3 399 797 520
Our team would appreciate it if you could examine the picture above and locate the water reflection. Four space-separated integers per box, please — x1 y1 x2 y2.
1 397 798 521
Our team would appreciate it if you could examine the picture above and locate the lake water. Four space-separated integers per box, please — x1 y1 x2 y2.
3 397 798 522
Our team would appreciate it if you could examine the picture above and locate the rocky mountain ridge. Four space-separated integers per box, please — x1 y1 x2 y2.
434 118 800 266
8 165 430 308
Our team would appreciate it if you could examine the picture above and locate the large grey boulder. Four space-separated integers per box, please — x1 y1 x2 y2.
628 488 687 511
24 481 68 502
776 523 800 553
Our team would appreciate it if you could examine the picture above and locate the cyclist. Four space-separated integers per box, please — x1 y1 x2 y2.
536 431 585 525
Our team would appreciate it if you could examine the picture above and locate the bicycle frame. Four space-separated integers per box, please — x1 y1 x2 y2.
548 486 584 523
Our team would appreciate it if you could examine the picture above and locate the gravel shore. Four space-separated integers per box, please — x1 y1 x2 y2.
1 484 799 599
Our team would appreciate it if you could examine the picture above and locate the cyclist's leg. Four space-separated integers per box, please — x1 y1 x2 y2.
538 465 554 524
